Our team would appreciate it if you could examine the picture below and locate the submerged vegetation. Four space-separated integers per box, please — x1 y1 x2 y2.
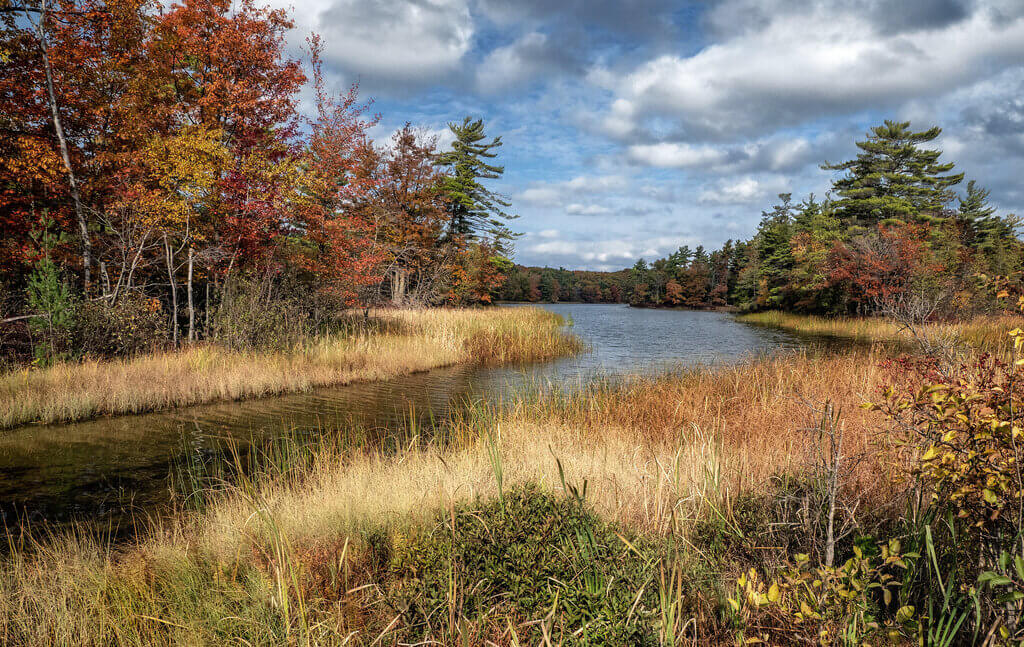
0 307 581 428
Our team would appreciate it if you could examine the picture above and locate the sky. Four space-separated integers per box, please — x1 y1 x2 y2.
271 0 1024 271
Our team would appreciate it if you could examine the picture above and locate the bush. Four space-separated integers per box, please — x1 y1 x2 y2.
387 485 661 645
74 292 167 358
210 276 344 351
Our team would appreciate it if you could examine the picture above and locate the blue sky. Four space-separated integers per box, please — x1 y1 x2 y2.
273 0 1024 270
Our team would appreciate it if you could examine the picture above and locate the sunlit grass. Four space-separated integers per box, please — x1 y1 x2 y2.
0 349 894 645
738 310 1022 352
0 307 583 428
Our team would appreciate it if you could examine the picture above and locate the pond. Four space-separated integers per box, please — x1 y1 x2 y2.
0 304 806 531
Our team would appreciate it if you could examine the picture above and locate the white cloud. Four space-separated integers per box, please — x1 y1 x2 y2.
518 174 629 206
271 0 474 83
593 5 1024 140
699 177 767 205
521 234 701 270
565 203 612 215
626 142 730 168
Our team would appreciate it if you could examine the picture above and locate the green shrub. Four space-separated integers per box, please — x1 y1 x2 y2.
25 221 76 366
388 485 661 645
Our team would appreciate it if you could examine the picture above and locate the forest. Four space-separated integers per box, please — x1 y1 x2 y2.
5 2 1024 646
1 0 516 367
502 122 1022 315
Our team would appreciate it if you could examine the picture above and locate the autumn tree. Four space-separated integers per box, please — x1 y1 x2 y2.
354 125 452 305
289 38 380 305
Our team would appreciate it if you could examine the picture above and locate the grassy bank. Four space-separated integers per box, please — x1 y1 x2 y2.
0 307 582 429
738 309 1022 351
0 349 896 645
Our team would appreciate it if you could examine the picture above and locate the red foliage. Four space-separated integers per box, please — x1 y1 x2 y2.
826 223 942 307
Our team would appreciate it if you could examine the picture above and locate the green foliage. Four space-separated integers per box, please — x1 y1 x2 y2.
435 117 518 251
823 119 964 226
729 544 920 645
388 485 661 645
497 265 632 303
26 219 75 366
863 319 1024 642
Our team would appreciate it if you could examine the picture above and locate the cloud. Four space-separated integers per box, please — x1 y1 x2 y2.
519 233 704 270
565 203 612 215
476 32 581 93
699 177 771 205
592 3 1024 141
272 0 474 86
517 174 629 206
626 142 732 168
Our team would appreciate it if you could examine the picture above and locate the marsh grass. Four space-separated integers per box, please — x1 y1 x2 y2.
0 348 898 645
739 310 1022 352
0 307 583 428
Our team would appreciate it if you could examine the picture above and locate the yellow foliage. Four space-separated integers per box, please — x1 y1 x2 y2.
135 125 229 233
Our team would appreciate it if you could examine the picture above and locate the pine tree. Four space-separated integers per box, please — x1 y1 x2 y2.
435 117 517 250
756 194 796 308
959 180 1020 273
822 120 963 225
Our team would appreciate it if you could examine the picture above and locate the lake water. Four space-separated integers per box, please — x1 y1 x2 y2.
0 304 805 531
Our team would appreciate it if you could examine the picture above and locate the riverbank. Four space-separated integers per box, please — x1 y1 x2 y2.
0 308 582 429
738 309 1021 351
0 349 894 645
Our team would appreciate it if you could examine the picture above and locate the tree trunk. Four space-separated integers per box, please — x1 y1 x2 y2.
204 280 211 339
187 245 195 342
165 234 179 347
391 267 408 305
33 0 92 292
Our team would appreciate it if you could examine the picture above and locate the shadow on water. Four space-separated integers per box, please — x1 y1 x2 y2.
0 304 840 539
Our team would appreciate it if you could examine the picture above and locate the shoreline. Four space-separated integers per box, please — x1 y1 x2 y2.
737 309 1022 351
0 308 582 429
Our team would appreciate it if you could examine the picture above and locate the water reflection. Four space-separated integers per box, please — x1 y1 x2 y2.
0 305 806 529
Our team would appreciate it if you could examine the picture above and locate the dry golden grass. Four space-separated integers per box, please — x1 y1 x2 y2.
739 310 1023 352
0 349 896 645
0 307 582 428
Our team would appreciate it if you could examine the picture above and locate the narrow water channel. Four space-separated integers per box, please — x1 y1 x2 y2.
0 305 806 531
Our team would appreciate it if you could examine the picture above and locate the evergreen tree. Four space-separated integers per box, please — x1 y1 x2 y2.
756 195 796 308
959 180 1020 274
822 120 963 225
435 117 517 250
959 180 996 223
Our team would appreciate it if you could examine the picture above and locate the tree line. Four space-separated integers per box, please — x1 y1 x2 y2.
503 121 1022 314
1 0 516 365
496 266 632 303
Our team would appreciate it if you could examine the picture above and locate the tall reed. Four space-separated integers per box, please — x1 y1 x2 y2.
0 349 895 645
0 307 583 428
739 310 1021 352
